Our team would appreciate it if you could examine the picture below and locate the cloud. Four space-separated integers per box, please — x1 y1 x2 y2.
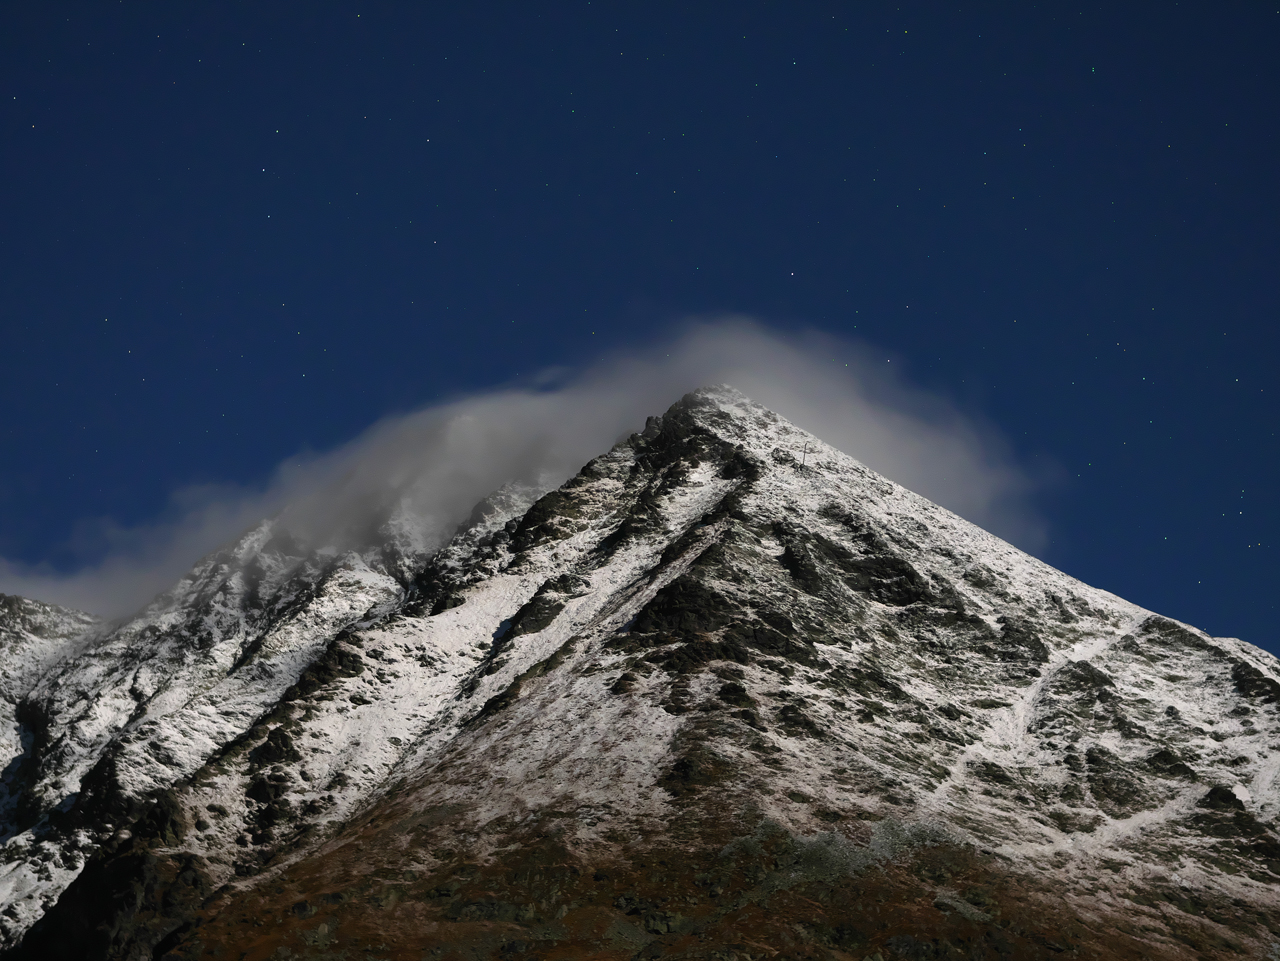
0 319 1047 617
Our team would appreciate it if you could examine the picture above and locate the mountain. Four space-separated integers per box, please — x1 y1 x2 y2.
0 386 1277 961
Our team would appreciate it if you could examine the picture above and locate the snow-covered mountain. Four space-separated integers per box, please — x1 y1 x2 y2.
1 387 1277 960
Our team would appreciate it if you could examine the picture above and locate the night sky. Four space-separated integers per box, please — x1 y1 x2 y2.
1 4 1276 654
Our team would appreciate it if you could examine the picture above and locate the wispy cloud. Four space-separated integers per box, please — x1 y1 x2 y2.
0 319 1047 617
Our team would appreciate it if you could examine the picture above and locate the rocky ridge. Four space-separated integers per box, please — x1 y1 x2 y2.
0 386 1277 960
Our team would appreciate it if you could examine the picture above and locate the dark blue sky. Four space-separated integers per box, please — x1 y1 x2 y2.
1 3 1276 653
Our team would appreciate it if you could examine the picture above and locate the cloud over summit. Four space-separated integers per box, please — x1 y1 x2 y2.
0 320 1046 617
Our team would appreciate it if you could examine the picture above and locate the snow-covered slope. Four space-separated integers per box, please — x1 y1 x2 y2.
0 595 100 833
2 387 1278 960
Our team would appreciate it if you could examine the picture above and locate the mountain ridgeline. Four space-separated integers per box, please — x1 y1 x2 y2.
0 387 1277 960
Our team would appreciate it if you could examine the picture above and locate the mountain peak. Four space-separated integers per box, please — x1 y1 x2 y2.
676 382 757 412
2 391 1278 960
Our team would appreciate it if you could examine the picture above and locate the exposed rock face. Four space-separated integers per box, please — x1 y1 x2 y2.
1 387 1278 960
